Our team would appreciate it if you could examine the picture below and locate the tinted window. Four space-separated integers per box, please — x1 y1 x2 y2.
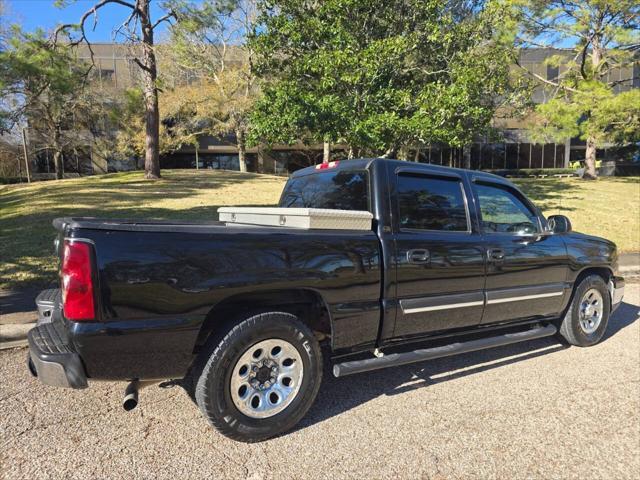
475 184 539 234
397 174 468 231
279 170 369 211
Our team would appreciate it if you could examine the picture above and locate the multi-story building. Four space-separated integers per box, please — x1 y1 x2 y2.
30 43 639 176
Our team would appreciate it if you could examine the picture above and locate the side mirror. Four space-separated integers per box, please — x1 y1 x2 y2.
547 214 572 234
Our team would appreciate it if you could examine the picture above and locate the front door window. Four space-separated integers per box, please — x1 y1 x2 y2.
475 184 540 235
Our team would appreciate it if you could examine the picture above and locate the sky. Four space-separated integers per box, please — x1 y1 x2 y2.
3 0 170 42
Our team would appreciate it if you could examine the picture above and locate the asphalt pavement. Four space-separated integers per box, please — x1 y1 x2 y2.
1 285 639 479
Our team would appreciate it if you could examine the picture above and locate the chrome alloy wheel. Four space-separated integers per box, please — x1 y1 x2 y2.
579 288 604 334
230 339 304 419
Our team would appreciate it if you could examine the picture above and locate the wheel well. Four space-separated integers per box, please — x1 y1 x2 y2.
574 267 613 287
194 289 331 353
566 267 614 312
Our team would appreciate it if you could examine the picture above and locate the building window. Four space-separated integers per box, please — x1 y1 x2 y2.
480 144 493 169
530 144 542 168
517 143 531 169
470 144 481 170
98 68 115 84
556 144 566 167
35 149 54 173
505 143 518 169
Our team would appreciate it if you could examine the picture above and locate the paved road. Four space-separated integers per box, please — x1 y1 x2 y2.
2 286 639 479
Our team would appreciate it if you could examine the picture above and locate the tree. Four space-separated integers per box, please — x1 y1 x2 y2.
111 82 222 161
0 0 12 132
109 87 146 160
248 0 524 159
54 0 176 179
515 1 640 179
167 0 259 172
0 138 21 178
0 29 98 179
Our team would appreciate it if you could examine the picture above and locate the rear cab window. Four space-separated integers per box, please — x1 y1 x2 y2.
279 170 370 211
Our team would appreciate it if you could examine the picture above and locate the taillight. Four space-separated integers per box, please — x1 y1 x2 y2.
61 240 95 321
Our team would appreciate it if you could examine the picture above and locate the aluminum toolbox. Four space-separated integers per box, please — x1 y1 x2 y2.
218 207 373 231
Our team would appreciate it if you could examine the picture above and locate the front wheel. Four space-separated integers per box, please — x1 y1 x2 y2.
558 275 611 347
193 311 323 442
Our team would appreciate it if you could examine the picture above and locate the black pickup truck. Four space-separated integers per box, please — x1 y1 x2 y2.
28 158 624 442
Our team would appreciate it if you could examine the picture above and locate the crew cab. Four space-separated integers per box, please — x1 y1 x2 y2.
27 158 625 442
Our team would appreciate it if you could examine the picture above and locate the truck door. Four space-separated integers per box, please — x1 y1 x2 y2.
470 178 569 324
389 168 486 340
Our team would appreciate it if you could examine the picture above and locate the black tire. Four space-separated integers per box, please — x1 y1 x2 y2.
192 311 323 442
558 275 611 347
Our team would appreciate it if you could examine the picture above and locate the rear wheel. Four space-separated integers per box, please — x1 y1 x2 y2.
193 311 322 442
559 275 610 347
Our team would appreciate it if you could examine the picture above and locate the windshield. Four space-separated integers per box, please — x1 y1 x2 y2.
279 170 370 211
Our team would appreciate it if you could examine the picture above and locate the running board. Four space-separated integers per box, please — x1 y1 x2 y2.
332 324 557 378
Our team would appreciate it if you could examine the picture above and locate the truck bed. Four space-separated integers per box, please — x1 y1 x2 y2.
52 216 383 380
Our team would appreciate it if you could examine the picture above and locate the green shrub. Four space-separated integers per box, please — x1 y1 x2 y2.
0 177 26 184
486 168 577 177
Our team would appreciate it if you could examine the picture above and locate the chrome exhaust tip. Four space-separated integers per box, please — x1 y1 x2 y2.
123 381 139 411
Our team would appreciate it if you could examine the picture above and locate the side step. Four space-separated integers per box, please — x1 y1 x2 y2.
332 324 557 378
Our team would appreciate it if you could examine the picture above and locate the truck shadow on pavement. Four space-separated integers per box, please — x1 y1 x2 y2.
297 299 639 432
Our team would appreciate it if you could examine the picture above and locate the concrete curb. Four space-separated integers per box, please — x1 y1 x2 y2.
620 266 640 279
0 339 29 350
0 322 35 350
0 311 37 325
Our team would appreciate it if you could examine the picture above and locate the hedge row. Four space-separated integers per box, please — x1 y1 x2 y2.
488 168 577 177
0 177 27 184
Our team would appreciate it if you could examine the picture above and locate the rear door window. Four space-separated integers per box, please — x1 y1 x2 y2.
397 174 469 232
279 170 369 211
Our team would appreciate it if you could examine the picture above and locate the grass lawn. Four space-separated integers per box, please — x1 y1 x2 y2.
514 177 640 254
1 170 638 290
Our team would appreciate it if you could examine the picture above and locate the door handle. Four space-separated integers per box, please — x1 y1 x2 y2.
407 249 430 264
487 248 505 262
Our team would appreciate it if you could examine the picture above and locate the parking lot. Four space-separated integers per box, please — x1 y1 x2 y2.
2 284 639 479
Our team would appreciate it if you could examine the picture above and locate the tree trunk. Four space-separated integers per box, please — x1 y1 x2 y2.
257 149 264 173
53 150 63 180
381 146 397 158
237 128 247 172
581 35 603 180
583 136 598 180
52 130 63 179
139 0 161 179
463 144 471 169
21 127 31 183
323 141 330 163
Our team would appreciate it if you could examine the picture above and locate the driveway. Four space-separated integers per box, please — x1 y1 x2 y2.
2 285 639 479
